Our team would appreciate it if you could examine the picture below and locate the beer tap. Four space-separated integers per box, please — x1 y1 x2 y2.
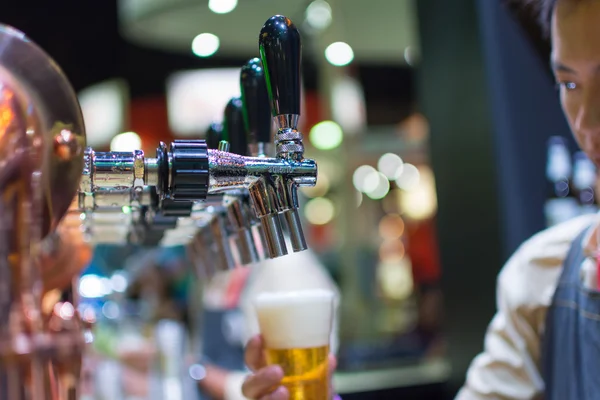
221 97 262 266
190 102 253 275
187 105 251 281
189 96 264 279
239 57 274 260
254 15 310 254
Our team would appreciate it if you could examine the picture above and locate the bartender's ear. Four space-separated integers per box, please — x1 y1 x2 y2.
245 335 267 371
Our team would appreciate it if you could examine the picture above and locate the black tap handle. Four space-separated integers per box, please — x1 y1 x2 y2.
206 122 223 150
259 15 301 117
240 57 272 145
223 97 249 156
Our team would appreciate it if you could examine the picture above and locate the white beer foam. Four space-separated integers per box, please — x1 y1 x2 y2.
254 289 334 350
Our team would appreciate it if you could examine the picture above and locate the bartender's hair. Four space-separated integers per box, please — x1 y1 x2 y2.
522 0 586 37
521 0 556 36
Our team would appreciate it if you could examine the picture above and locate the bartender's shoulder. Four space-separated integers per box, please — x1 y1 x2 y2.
508 214 595 271
498 215 596 304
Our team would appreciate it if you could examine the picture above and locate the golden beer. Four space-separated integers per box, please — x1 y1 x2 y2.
254 290 334 400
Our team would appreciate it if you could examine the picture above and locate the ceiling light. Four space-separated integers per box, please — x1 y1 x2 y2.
192 33 220 57
208 0 238 14
325 42 354 67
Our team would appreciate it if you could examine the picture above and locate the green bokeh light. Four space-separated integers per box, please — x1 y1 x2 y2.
309 120 343 150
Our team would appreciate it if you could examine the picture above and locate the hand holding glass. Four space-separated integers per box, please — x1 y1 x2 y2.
254 290 334 400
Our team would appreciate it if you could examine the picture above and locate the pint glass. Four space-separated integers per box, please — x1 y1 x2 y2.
254 289 334 400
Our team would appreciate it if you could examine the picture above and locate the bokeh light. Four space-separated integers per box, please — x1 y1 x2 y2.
325 42 354 66
395 163 420 190
110 131 141 152
309 120 343 150
192 33 220 57
305 197 336 225
378 214 405 240
353 165 376 192
378 153 404 179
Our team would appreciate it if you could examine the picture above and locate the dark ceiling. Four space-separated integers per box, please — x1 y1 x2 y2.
2 3 406 87
1 1 261 95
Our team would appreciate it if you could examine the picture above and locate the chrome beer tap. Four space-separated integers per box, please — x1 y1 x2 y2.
210 16 315 257
258 15 310 253
77 15 316 259
187 105 255 281
239 57 275 259
221 97 262 266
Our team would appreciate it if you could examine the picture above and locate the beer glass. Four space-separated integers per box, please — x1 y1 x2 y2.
254 289 334 400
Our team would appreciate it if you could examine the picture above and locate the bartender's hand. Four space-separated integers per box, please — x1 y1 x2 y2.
242 335 337 400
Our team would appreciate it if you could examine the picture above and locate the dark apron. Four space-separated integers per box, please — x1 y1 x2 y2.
542 226 600 398
197 269 254 400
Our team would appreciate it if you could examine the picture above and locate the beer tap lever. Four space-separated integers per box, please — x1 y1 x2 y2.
240 58 272 157
223 97 248 157
206 122 224 152
259 15 302 134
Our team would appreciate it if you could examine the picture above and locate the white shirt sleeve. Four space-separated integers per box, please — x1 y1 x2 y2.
456 254 548 400
456 215 595 400
224 249 340 400
223 371 248 400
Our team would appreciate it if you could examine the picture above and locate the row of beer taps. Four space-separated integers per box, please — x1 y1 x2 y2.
78 16 317 282
0 13 317 399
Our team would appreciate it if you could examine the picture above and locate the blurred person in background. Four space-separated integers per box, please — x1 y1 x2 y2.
196 248 340 400
458 0 600 398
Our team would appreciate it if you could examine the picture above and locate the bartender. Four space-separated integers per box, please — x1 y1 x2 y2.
458 0 600 398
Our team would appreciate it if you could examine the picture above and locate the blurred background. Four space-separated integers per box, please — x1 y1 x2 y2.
4 0 591 398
